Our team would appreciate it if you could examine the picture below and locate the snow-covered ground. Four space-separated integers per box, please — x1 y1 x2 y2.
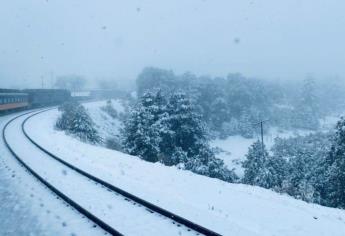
211 121 340 177
7 112 193 236
0 112 106 236
84 100 125 141
85 100 340 178
24 101 345 236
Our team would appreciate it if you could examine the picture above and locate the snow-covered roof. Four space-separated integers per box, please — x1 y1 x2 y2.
0 93 28 96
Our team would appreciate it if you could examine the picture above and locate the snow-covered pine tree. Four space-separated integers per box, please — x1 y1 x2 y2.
166 92 207 153
242 140 286 189
121 90 167 162
326 117 345 208
56 101 100 144
256 154 287 190
155 91 207 165
271 132 332 204
163 91 238 181
122 90 238 182
242 140 267 185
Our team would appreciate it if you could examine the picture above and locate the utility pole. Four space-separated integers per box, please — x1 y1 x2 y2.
260 121 264 154
253 119 269 157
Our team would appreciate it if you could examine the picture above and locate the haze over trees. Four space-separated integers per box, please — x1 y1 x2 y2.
54 75 87 91
50 66 345 209
120 67 345 209
97 79 118 90
136 67 345 138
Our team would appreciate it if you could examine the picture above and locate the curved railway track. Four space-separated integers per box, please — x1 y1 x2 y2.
2 110 122 235
3 109 221 236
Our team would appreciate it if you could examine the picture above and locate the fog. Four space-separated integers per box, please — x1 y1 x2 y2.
1 0 345 88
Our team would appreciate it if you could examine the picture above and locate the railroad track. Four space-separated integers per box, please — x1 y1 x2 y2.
3 110 222 236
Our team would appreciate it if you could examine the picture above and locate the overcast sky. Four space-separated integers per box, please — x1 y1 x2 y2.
0 0 345 88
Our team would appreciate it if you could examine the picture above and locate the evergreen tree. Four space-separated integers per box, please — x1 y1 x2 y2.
326 117 345 208
242 141 267 185
271 133 331 204
122 90 238 182
56 101 100 144
242 140 287 189
121 90 167 162
256 155 287 190
165 92 207 155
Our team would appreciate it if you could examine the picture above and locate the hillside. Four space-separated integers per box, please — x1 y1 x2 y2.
23 101 345 236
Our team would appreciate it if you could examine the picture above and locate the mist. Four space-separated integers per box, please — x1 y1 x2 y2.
1 0 345 88
3 2 345 234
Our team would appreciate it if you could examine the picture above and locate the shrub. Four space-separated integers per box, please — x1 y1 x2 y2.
56 101 101 144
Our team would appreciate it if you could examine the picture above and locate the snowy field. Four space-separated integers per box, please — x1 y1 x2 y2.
23 101 345 236
211 122 340 177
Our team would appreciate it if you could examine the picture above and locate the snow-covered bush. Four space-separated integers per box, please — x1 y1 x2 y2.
56 101 101 144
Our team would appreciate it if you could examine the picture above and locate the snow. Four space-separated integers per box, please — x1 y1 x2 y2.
7 113 195 236
211 127 313 176
211 135 255 176
0 112 106 236
24 102 345 236
84 100 124 140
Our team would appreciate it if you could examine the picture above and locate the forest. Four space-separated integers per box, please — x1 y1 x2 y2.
56 67 345 209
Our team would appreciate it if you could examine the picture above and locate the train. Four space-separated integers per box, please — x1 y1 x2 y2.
0 92 29 112
0 88 129 115
0 89 71 114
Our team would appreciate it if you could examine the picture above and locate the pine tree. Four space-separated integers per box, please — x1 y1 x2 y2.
242 141 267 185
122 90 238 182
326 117 345 208
56 102 100 144
242 140 286 189
166 92 207 153
256 155 287 190
271 132 332 204
121 90 167 162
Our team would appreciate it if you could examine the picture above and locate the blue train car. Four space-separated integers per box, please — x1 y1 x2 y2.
0 93 29 112
23 89 71 107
